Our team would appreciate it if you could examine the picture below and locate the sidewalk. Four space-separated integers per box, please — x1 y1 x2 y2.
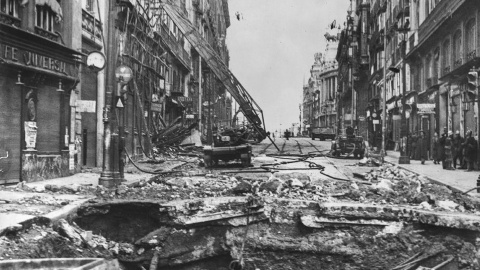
384 151 479 197
0 168 154 236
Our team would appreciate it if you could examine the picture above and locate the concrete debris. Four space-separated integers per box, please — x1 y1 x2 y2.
436 200 459 211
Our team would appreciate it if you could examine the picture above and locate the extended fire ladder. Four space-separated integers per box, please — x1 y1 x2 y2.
162 3 278 149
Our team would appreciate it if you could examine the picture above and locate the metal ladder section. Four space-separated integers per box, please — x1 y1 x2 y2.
162 3 273 144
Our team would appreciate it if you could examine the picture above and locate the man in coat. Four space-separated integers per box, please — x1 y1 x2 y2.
416 131 429 164
439 127 448 169
452 130 464 169
462 130 477 171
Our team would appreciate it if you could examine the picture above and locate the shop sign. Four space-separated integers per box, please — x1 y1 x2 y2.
76 100 96 113
386 102 395 111
24 121 37 150
69 144 75 171
358 116 366 121
151 102 162 112
417 103 435 114
186 114 195 119
1 43 71 75
392 115 401 120
177 96 193 103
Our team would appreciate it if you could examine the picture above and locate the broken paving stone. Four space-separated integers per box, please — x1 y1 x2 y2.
436 200 459 211
413 192 429 204
259 179 283 194
419 201 433 210
273 172 311 186
45 184 60 192
231 180 252 195
289 178 304 188
166 178 193 188
116 185 127 195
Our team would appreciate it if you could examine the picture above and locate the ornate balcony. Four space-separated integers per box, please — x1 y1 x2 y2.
0 12 20 27
454 58 463 68
34 27 59 42
82 10 103 44
467 50 477 61
443 66 451 76
158 25 192 70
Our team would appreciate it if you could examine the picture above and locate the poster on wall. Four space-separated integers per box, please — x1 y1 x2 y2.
24 121 37 150
69 144 75 171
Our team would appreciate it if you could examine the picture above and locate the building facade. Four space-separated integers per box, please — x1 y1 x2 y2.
0 0 83 184
406 0 479 159
0 0 233 184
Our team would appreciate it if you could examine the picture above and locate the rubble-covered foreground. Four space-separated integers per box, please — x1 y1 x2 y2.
1 161 480 269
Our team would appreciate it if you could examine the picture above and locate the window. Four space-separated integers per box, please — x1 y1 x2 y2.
466 19 476 59
452 30 462 67
0 0 19 17
36 5 55 32
84 0 94 12
442 39 450 73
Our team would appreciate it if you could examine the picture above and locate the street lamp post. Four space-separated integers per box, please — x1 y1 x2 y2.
381 20 387 160
99 1 128 187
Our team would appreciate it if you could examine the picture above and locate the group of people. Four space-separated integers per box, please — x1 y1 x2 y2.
409 127 477 170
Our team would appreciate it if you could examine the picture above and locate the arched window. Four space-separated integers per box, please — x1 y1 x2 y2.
453 30 462 67
466 19 476 60
442 39 450 74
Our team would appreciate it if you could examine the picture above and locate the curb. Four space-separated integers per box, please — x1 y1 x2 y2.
383 159 474 196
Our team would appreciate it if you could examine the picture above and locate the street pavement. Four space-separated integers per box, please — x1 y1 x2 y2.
1 139 479 236
384 150 480 197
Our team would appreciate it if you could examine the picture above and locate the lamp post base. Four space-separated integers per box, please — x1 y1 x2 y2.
398 156 410 164
99 171 123 188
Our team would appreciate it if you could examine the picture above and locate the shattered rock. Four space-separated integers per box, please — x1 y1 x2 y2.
436 200 459 211
231 180 253 195
259 179 283 194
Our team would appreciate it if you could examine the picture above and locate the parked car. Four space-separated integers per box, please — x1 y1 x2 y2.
311 127 336 141
330 126 365 159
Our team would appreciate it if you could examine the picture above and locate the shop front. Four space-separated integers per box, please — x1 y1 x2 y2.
0 24 80 183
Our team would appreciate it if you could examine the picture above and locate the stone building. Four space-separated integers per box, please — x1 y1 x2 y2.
0 0 233 184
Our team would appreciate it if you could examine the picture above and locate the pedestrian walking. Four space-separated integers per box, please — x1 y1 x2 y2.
284 129 290 140
432 132 440 164
416 131 429 164
452 130 464 169
439 127 448 168
410 131 418 160
462 130 477 171
443 130 454 170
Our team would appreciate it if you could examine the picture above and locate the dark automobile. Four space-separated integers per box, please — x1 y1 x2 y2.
331 126 365 158
311 127 336 141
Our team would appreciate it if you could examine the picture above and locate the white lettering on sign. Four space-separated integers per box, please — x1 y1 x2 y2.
76 100 96 113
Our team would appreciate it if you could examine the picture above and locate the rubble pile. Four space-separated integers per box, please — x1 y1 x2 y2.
353 164 479 213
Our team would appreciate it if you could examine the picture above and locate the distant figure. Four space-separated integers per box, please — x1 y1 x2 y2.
439 127 448 168
432 132 440 164
416 131 428 164
443 131 454 170
452 130 464 169
284 129 290 140
462 130 477 171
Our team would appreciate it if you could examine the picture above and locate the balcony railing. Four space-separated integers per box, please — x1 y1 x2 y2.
0 12 20 27
467 49 477 61
34 26 59 42
82 10 103 43
158 25 192 69
443 66 451 76
454 58 463 68
426 78 432 88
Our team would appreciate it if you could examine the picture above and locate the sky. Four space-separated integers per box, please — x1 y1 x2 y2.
226 0 350 132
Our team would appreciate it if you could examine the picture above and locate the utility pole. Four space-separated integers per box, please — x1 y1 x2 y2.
99 0 123 187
